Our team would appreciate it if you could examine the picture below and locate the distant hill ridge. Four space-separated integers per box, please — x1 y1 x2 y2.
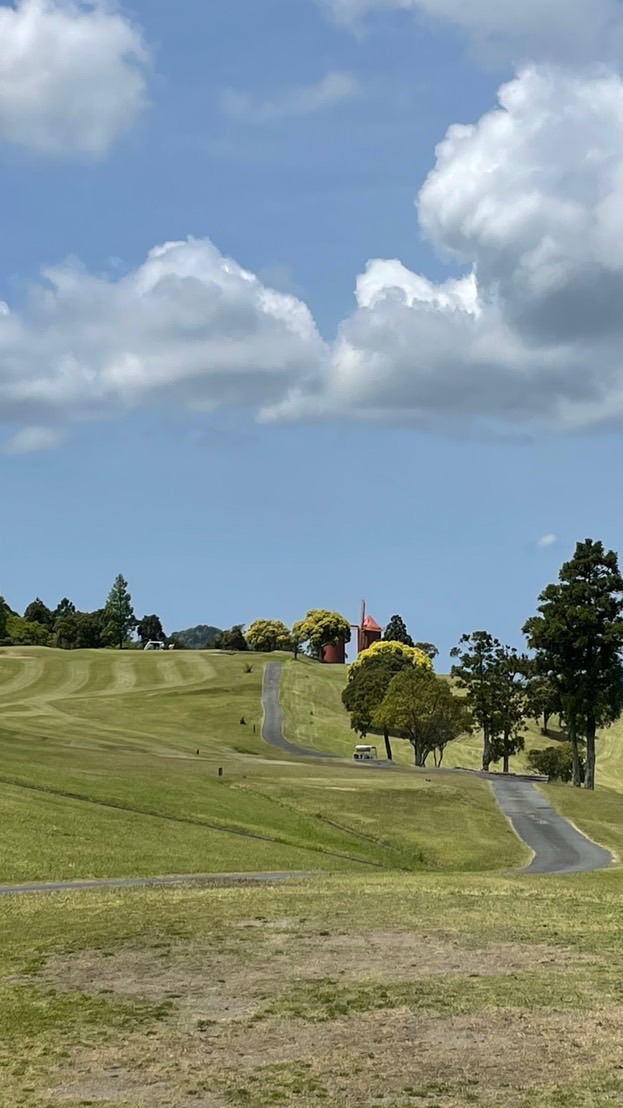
171 624 222 649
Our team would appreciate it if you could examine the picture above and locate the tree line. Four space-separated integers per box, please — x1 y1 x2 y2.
341 539 623 791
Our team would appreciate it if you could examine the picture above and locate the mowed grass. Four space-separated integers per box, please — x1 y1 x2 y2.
0 647 528 881
5 871 623 1105
4 650 623 1105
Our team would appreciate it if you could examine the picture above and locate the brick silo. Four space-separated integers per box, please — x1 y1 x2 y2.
322 640 346 664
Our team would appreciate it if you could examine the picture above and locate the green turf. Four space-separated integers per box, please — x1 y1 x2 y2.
0 646 529 881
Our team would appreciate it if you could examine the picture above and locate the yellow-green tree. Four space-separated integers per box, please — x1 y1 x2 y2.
294 609 351 661
246 619 292 653
351 639 433 675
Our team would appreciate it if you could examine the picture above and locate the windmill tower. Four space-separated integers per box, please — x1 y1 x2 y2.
355 600 383 656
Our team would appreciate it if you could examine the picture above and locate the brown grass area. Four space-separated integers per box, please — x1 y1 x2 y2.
26 928 612 1107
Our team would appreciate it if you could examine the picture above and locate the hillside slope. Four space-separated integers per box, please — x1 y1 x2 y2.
0 647 529 880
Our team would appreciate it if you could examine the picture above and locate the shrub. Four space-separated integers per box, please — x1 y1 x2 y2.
527 743 584 783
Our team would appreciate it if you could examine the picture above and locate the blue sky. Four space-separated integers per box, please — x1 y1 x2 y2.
1 0 623 662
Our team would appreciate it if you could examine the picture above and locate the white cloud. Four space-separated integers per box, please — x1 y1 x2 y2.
266 66 623 435
320 0 623 64
0 0 149 157
3 426 64 453
537 533 558 549
220 72 358 125
0 238 326 434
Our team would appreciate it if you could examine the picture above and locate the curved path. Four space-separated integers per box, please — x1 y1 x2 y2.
489 777 612 875
262 663 340 758
0 871 314 898
262 663 612 875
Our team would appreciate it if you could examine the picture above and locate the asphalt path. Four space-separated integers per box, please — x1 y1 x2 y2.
489 776 612 875
262 663 613 875
262 662 340 758
0 872 314 898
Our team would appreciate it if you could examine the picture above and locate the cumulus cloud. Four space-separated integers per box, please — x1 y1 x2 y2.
537 533 558 549
0 0 149 157
320 0 623 64
220 72 358 125
266 66 623 434
0 238 326 432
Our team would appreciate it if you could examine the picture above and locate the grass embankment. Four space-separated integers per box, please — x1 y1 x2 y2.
5 872 623 1106
0 648 525 881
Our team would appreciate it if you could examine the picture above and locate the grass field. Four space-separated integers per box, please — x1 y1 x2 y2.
3 646 623 1106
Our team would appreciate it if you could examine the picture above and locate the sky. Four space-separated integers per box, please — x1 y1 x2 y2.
2 0 623 662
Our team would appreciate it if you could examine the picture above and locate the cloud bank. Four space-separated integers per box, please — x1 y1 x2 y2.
7 65 623 445
320 0 623 65
0 0 149 157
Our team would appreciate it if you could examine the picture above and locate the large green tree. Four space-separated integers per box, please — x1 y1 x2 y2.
6 614 50 646
488 646 529 774
294 610 351 661
450 631 502 772
137 614 165 645
210 625 248 651
383 615 413 647
342 650 415 760
104 575 136 650
375 668 471 767
246 619 291 653
524 539 623 790
23 598 53 628
413 642 439 662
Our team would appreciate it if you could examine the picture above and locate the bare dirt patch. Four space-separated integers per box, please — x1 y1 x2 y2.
34 928 587 1016
27 929 604 1107
47 1005 623 1107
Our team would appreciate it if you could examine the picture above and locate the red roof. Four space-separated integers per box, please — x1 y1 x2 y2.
362 615 382 631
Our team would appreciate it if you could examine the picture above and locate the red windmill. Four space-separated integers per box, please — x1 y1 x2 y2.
355 600 383 656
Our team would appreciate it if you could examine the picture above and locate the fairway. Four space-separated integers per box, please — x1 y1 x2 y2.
2 647 623 1106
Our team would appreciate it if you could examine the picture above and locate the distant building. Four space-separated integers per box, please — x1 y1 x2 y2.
354 601 383 656
320 601 384 664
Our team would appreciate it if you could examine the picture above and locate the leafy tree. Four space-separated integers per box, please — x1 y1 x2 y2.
383 615 413 647
524 539 623 790
137 614 165 645
53 598 76 626
351 639 433 675
295 610 351 661
375 668 471 767
414 642 439 662
450 631 502 772
6 614 50 646
526 672 561 737
171 624 221 649
23 598 53 628
527 744 584 783
0 597 8 642
342 651 416 760
55 610 106 650
104 575 136 650
291 621 305 660
488 646 529 774
210 625 248 651
246 619 292 653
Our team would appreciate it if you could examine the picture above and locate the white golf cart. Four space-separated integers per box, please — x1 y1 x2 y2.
353 744 378 761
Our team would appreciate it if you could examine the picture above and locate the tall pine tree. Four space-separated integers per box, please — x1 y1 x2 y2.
104 574 136 650
524 540 623 790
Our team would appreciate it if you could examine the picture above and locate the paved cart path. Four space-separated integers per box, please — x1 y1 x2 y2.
263 663 613 875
